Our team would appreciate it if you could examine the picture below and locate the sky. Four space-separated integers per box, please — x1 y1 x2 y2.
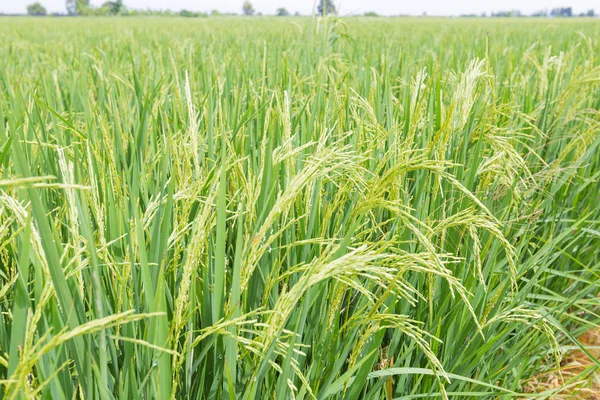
2 0 599 16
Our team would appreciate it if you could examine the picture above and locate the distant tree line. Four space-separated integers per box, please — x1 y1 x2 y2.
23 1 595 18
62 0 124 15
478 7 595 18
23 0 334 17
26 2 47 15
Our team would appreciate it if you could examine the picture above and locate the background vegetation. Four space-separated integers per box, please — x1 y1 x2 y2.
17 0 597 18
0 16 599 399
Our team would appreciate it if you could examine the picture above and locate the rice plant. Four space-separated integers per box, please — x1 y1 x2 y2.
0 16 599 399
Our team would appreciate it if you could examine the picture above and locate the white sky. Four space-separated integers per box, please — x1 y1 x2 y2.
1 0 598 16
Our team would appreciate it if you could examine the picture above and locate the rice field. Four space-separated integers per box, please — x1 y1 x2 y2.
0 16 599 399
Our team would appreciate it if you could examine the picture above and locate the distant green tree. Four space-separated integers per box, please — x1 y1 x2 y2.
550 7 572 17
363 11 378 17
242 1 254 16
179 9 207 17
276 7 289 16
78 0 92 15
101 0 123 15
27 2 47 15
317 0 336 15
66 0 76 15
66 0 91 15
492 10 522 17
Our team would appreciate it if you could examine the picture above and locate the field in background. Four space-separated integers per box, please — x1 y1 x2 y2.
0 17 599 399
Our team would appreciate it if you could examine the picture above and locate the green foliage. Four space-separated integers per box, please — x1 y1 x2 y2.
66 0 76 15
76 0 90 15
26 2 47 15
276 7 290 16
179 9 207 18
0 16 599 400
65 0 90 15
242 1 255 16
100 0 124 15
551 7 573 17
492 10 522 17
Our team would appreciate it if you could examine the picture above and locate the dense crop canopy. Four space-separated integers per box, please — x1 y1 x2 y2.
0 16 599 399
